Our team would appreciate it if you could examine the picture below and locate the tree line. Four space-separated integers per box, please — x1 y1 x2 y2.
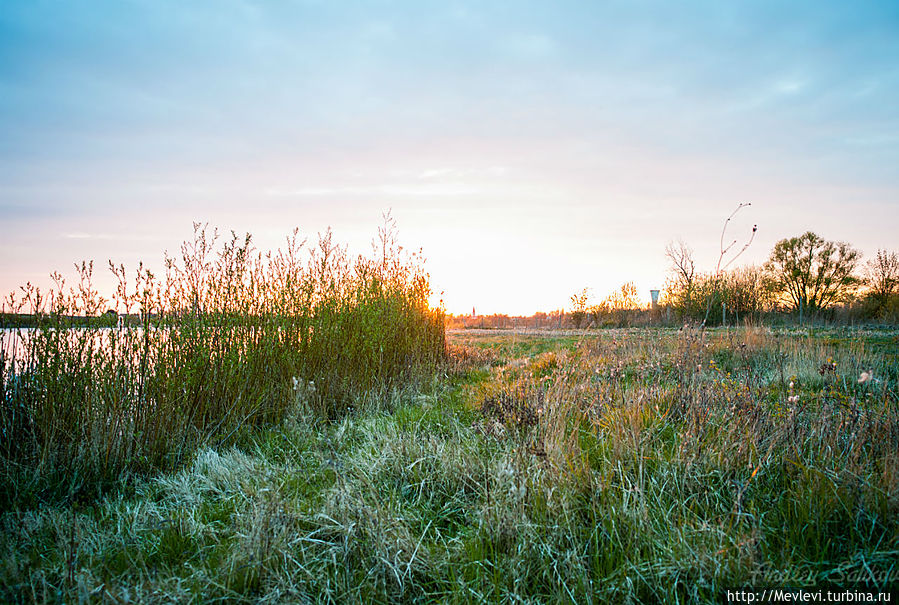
446 232 897 330
663 232 898 325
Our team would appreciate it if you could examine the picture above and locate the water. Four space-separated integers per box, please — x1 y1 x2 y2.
1 327 35 369
0 326 153 374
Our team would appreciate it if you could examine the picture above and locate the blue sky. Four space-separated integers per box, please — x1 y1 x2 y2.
1 0 897 314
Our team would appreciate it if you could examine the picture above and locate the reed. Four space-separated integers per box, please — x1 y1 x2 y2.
0 219 445 508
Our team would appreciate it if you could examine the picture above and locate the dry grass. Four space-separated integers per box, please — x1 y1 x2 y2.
1 327 897 603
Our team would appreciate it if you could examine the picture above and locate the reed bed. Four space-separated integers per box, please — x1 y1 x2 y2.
0 221 445 508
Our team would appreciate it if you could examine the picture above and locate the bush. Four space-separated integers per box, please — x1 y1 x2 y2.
663 266 772 325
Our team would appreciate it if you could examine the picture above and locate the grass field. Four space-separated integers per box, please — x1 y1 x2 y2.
2 326 897 603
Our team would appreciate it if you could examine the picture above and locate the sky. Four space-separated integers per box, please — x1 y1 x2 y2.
1 0 897 315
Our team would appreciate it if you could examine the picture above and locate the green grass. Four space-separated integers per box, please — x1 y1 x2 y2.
2 326 898 603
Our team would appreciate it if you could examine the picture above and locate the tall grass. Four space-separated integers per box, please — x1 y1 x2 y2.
449 327 899 600
0 218 444 508
1 328 897 602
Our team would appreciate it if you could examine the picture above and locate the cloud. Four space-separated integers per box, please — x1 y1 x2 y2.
417 166 508 179
265 183 484 197
1 0 897 313
418 168 455 179
62 232 161 242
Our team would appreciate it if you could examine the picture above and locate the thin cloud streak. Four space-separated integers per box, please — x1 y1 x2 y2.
265 183 487 198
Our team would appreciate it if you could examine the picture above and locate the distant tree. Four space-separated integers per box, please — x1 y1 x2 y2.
664 239 696 314
864 249 899 316
666 240 695 295
664 271 720 323
599 282 641 326
764 232 861 314
720 265 773 321
606 282 639 311
569 288 591 328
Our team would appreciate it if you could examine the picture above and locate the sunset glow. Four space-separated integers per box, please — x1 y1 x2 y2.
1 1 897 315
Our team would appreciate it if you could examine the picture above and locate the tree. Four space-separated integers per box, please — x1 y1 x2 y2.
569 288 591 328
665 240 695 295
664 239 696 313
720 265 773 321
598 282 640 327
764 232 861 313
864 249 899 316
